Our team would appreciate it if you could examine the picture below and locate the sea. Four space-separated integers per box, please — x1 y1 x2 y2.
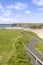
0 24 11 28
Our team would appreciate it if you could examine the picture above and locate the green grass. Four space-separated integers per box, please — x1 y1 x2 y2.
0 29 32 65
35 41 43 53
24 30 43 40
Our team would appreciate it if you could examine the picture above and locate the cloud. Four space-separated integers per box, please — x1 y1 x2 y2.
0 4 3 9
0 17 14 24
13 14 21 23
32 0 43 6
14 19 18 23
15 14 21 18
0 2 30 24
3 10 12 17
38 7 43 11
0 16 21 24
25 10 31 14
0 4 4 12
6 2 28 10
0 17 7 23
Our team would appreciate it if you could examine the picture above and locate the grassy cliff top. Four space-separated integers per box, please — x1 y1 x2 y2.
0 29 32 65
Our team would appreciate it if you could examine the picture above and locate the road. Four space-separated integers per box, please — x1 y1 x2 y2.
22 32 43 65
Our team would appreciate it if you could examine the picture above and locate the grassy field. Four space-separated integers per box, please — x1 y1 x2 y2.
0 29 32 65
35 41 43 53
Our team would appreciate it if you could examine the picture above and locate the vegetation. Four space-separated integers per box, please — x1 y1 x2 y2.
24 30 43 54
35 41 43 53
0 29 32 65
23 30 42 40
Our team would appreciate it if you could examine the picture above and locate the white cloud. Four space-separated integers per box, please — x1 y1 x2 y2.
0 17 7 24
38 7 43 11
32 0 43 6
0 4 3 9
14 19 18 23
15 14 21 18
3 10 12 17
0 17 14 24
0 4 4 12
6 2 28 10
0 2 31 24
25 10 31 14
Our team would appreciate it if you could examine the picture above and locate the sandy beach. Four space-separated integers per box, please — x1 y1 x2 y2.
31 29 43 39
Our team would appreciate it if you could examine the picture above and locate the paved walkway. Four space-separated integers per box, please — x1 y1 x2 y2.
22 32 43 65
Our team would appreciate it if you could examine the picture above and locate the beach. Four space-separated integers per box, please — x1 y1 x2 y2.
31 29 43 39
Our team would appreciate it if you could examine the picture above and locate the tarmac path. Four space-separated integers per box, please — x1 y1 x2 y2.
22 32 43 65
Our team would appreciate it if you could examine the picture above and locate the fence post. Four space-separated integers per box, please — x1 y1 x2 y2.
36 58 37 65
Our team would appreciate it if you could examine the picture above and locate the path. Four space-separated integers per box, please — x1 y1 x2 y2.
22 32 43 65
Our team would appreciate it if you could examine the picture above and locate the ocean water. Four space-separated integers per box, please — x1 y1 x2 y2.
0 24 11 28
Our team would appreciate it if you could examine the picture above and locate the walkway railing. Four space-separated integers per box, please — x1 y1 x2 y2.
24 45 43 65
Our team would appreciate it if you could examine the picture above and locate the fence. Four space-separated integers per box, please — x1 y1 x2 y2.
24 45 43 65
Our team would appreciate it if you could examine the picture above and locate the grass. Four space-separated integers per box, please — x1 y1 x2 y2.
23 30 43 40
35 41 43 53
0 29 32 65
23 30 43 54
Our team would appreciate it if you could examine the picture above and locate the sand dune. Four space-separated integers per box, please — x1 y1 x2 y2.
31 29 43 39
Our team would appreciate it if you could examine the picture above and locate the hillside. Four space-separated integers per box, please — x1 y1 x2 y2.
11 23 43 29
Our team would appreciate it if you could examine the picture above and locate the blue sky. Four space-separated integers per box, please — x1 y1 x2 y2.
0 0 43 24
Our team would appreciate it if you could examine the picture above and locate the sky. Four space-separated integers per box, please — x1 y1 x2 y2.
0 0 43 24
